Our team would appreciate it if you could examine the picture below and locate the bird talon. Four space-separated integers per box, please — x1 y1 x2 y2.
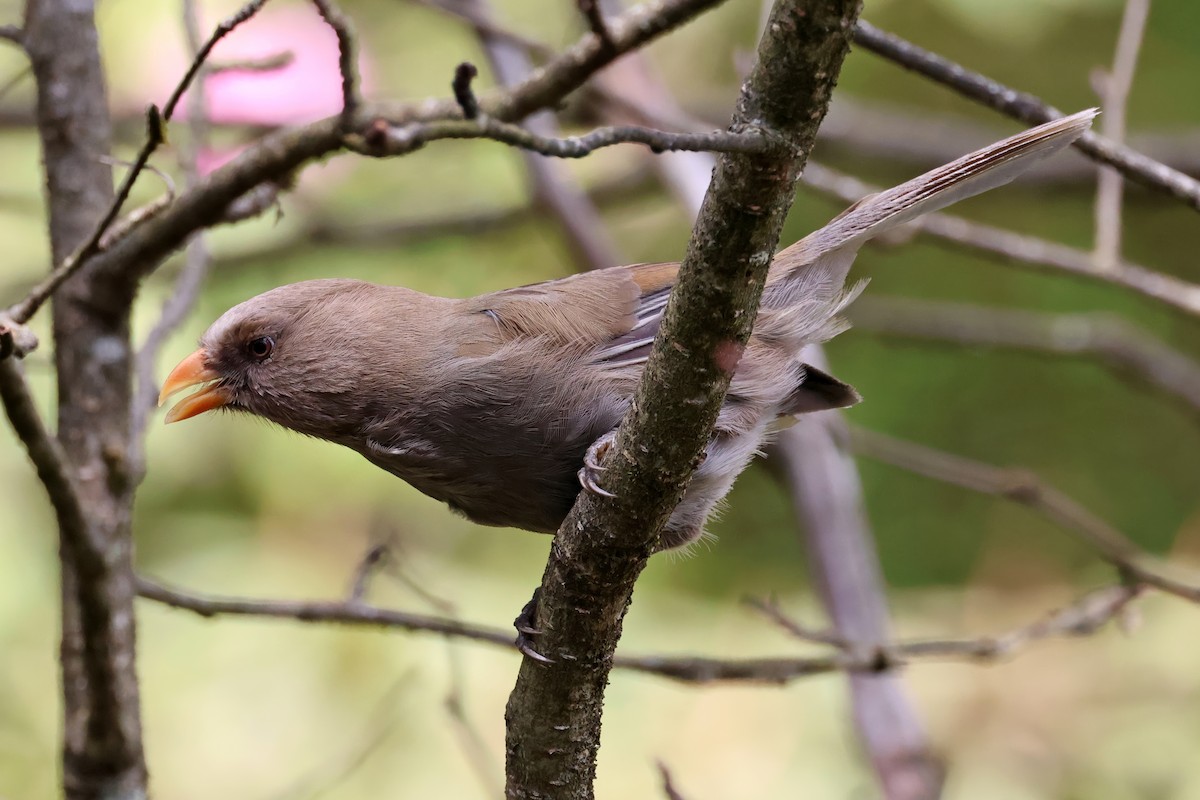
514 589 555 663
579 431 618 498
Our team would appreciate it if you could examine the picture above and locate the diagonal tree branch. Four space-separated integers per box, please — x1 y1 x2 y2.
802 161 1200 319
853 20 1200 212
590 40 941 798
502 1 862 797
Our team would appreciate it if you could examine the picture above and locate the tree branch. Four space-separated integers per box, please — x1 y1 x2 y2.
136 576 1146 684
853 20 1200 211
28 0 730 311
589 45 941 799
1093 0 1150 268
503 1 862 797
802 161 1200 319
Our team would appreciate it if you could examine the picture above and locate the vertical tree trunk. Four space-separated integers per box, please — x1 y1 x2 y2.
24 1 147 796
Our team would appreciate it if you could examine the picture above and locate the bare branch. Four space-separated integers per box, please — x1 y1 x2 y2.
578 0 615 52
753 584 1143 665
137 577 1151 682
1094 0 1150 268
503 1 862 796
0 24 23 46
309 0 360 128
658 762 690 800
849 296 1200 419
853 20 1200 211
355 116 774 159
849 426 1200 603
64 0 731 301
802 161 1200 319
591 49 940 799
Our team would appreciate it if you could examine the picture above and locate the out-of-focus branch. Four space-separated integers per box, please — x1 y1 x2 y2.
802 161 1200 319
309 0 360 128
849 296 1200 419
752 583 1143 665
1093 0 1150 268
850 427 1200 603
774 411 943 800
853 20 1200 212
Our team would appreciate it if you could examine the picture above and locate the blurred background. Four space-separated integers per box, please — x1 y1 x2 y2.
1 0 1199 797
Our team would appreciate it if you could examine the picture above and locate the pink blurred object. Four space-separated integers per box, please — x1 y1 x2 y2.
145 4 374 176
193 6 371 127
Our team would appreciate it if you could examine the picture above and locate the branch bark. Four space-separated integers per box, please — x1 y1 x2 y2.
23 0 146 796
502 1 862 797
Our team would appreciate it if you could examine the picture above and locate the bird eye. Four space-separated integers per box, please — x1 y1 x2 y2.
246 336 274 361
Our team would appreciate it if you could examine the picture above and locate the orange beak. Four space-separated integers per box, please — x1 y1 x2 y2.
158 349 231 423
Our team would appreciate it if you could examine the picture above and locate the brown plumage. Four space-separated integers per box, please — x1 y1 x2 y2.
160 110 1096 549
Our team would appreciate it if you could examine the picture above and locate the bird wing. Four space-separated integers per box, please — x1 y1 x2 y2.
461 263 680 365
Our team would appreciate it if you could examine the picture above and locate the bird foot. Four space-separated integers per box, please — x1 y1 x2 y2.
514 588 553 664
578 430 618 498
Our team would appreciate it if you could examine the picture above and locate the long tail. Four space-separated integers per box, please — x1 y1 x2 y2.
759 108 1098 344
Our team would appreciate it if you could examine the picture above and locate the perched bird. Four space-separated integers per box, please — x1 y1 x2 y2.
160 110 1096 550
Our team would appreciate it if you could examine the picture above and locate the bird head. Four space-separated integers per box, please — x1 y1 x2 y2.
158 279 388 435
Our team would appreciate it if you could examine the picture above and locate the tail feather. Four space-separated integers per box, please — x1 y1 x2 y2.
759 109 1097 349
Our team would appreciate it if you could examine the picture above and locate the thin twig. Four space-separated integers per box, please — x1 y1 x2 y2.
848 296 1200 419
802 161 1200 319
853 20 1200 212
753 584 1144 666
355 116 773 159
657 762 690 800
1094 0 1150 269
578 0 615 52
210 50 295 73
451 61 479 119
309 0 360 129
0 24 22 46
346 542 391 604
849 427 1200 603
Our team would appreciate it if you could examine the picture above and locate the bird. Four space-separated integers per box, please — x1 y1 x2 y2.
160 109 1096 552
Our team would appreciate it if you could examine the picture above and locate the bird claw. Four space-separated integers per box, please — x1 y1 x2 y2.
514 589 554 664
578 431 617 498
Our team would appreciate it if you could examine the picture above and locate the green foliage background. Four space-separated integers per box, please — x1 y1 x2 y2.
0 0 1198 796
